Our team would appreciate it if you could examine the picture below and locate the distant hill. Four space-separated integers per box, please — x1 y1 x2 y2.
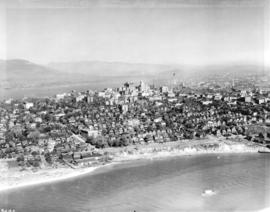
0 59 187 99
47 60 195 87
48 60 268 80
1 59 267 85
0 59 61 82
0 59 268 100
48 60 178 77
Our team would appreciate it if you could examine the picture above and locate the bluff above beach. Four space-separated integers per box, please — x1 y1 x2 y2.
0 135 268 192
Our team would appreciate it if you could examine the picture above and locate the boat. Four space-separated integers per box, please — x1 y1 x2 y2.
201 189 216 197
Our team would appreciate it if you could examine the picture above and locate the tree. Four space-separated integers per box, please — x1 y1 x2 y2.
120 135 129 146
31 151 39 157
32 159 40 167
45 152 52 164
113 138 121 147
28 130 40 144
16 154 25 165
4 131 14 142
95 136 108 148
86 136 95 145
258 132 265 139
107 138 114 147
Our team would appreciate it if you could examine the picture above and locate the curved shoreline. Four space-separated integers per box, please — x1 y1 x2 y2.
0 137 268 193
0 166 102 193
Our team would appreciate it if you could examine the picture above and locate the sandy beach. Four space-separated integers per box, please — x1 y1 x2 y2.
0 164 101 192
0 136 268 193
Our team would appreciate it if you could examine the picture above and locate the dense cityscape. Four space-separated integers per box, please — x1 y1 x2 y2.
1 79 270 169
1 0 270 210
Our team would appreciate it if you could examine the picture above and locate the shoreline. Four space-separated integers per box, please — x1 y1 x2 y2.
0 165 102 193
0 136 268 193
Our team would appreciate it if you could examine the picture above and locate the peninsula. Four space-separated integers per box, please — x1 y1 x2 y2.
1 80 270 191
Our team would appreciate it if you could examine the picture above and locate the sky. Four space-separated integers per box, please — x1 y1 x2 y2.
0 0 269 66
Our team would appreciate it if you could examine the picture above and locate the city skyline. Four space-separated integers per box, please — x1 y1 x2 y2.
1 1 270 211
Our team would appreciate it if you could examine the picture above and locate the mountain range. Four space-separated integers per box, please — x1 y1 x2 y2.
0 59 268 100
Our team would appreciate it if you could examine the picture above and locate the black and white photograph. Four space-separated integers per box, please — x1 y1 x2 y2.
0 0 270 211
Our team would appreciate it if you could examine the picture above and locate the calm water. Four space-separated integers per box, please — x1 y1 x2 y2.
1 154 270 212
0 76 154 100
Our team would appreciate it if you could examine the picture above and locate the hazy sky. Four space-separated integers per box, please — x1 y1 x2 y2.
0 0 269 65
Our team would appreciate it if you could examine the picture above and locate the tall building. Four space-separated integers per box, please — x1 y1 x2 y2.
171 72 177 90
139 80 149 92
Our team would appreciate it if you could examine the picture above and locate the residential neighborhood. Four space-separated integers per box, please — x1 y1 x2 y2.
1 80 270 168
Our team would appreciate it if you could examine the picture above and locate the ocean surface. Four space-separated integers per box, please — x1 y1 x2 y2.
0 81 122 100
0 153 270 212
0 75 156 100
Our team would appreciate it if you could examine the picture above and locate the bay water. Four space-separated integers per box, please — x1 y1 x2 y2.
0 153 270 212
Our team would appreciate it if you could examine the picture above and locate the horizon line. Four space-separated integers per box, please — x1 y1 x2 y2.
0 58 268 68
